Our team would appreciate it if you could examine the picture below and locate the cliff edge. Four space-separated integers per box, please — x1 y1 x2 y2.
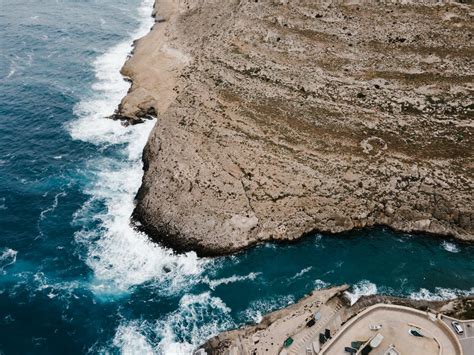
120 0 473 255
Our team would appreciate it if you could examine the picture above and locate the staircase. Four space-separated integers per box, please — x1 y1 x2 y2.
289 302 344 355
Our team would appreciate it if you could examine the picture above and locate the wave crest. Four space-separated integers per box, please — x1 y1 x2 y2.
344 280 378 305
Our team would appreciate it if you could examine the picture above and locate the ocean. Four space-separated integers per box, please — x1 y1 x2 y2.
0 0 472 354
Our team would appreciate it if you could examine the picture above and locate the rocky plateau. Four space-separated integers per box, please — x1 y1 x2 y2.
116 0 473 255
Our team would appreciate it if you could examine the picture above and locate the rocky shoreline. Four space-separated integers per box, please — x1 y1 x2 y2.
119 0 473 256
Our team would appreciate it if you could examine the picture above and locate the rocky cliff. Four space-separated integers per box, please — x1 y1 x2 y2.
118 0 473 255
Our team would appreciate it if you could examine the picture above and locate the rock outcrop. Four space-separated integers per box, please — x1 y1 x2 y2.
121 0 473 255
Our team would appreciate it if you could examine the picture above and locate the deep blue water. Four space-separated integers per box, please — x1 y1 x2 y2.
0 1 473 354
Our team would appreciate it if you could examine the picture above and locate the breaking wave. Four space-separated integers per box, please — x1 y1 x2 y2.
69 0 155 145
241 294 295 323
344 280 378 305
314 279 329 289
111 292 235 354
155 292 235 354
112 322 155 355
409 287 474 301
68 0 204 298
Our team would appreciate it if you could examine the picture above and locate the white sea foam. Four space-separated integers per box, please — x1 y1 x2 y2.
71 120 204 296
0 248 17 274
155 292 235 354
69 0 155 146
314 279 329 289
204 272 261 290
242 294 295 323
290 266 313 280
441 241 460 253
32 271 83 301
66 1 229 353
345 280 378 305
409 287 474 301
113 322 155 355
39 191 66 220
112 292 234 354
6 67 16 79
69 0 204 297
313 234 323 247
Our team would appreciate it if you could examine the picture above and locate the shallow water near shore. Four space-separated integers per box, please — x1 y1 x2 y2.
0 1 473 354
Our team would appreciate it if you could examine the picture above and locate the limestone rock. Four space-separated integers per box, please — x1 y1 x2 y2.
120 0 473 255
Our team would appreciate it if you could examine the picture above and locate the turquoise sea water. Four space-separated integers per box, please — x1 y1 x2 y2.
0 1 473 354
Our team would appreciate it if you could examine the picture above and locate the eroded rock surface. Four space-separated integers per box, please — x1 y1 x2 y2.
122 0 473 255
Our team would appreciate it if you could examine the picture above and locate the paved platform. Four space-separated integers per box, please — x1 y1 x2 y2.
441 315 474 355
320 305 461 355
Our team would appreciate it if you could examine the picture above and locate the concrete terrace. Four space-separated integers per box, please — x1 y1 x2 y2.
441 315 474 355
200 289 474 355
319 304 462 355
